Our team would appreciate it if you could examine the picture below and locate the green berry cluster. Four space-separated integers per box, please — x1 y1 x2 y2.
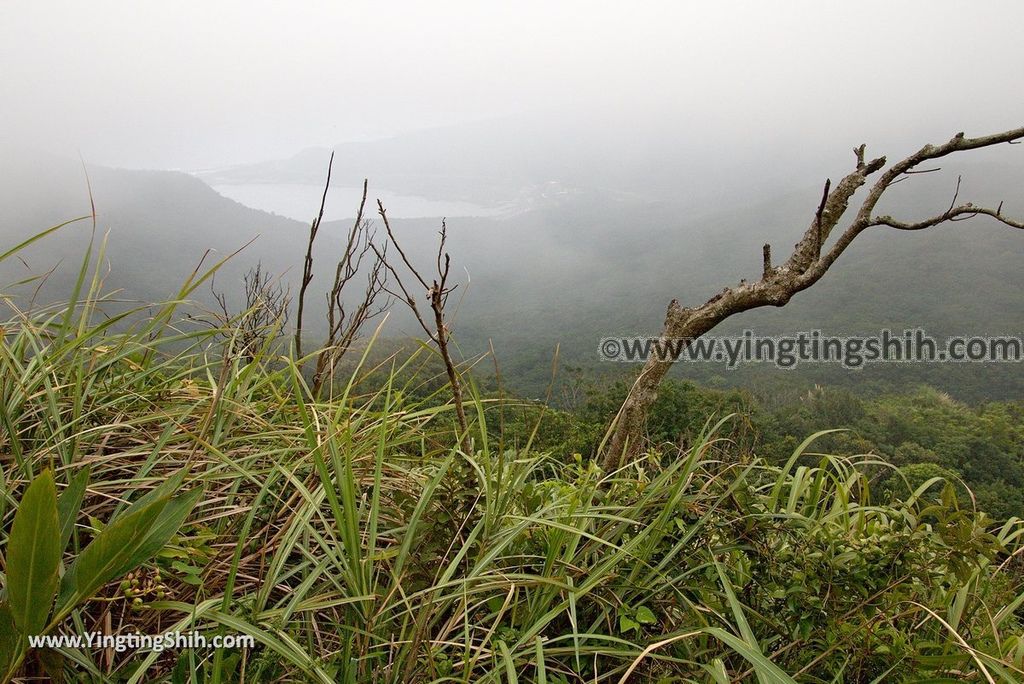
119 569 168 611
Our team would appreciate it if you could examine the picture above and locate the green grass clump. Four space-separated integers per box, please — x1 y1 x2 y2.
2 227 1024 683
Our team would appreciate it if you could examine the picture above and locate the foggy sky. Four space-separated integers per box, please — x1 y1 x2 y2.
2 1 1023 171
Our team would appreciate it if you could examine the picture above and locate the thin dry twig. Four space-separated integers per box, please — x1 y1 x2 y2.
372 203 472 454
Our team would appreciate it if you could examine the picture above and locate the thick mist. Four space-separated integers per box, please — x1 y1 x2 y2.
2 1 1024 402
3 1 1023 174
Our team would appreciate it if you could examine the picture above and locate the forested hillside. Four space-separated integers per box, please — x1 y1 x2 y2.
2 238 1024 680
3 147 1023 403
5 2 1024 681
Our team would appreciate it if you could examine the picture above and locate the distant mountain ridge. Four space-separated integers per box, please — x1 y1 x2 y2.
3 141 1023 400
192 115 809 211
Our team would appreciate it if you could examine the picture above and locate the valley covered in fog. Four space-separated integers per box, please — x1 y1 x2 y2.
4 3 1024 682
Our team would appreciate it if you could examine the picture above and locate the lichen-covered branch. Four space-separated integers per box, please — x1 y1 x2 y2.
603 126 1024 471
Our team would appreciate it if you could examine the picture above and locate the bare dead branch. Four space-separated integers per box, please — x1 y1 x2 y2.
870 205 1024 231
294 152 334 359
376 200 430 291
604 125 1024 471
310 180 391 395
853 144 866 169
375 204 472 454
210 262 291 364
289 157 392 394
813 178 831 257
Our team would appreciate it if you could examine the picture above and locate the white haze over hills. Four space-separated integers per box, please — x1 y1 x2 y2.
4 2 1023 171
2 128 1023 401
208 183 506 222
2 1 1024 399
5 1 1023 227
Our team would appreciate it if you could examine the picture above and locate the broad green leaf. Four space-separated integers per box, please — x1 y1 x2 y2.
56 497 169 617
131 487 203 564
119 469 187 517
57 466 90 554
37 647 65 683
634 605 657 625
0 602 20 678
56 486 201 619
171 653 190 684
7 470 61 634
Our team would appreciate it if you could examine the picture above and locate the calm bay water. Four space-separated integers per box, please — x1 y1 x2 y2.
212 183 502 221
